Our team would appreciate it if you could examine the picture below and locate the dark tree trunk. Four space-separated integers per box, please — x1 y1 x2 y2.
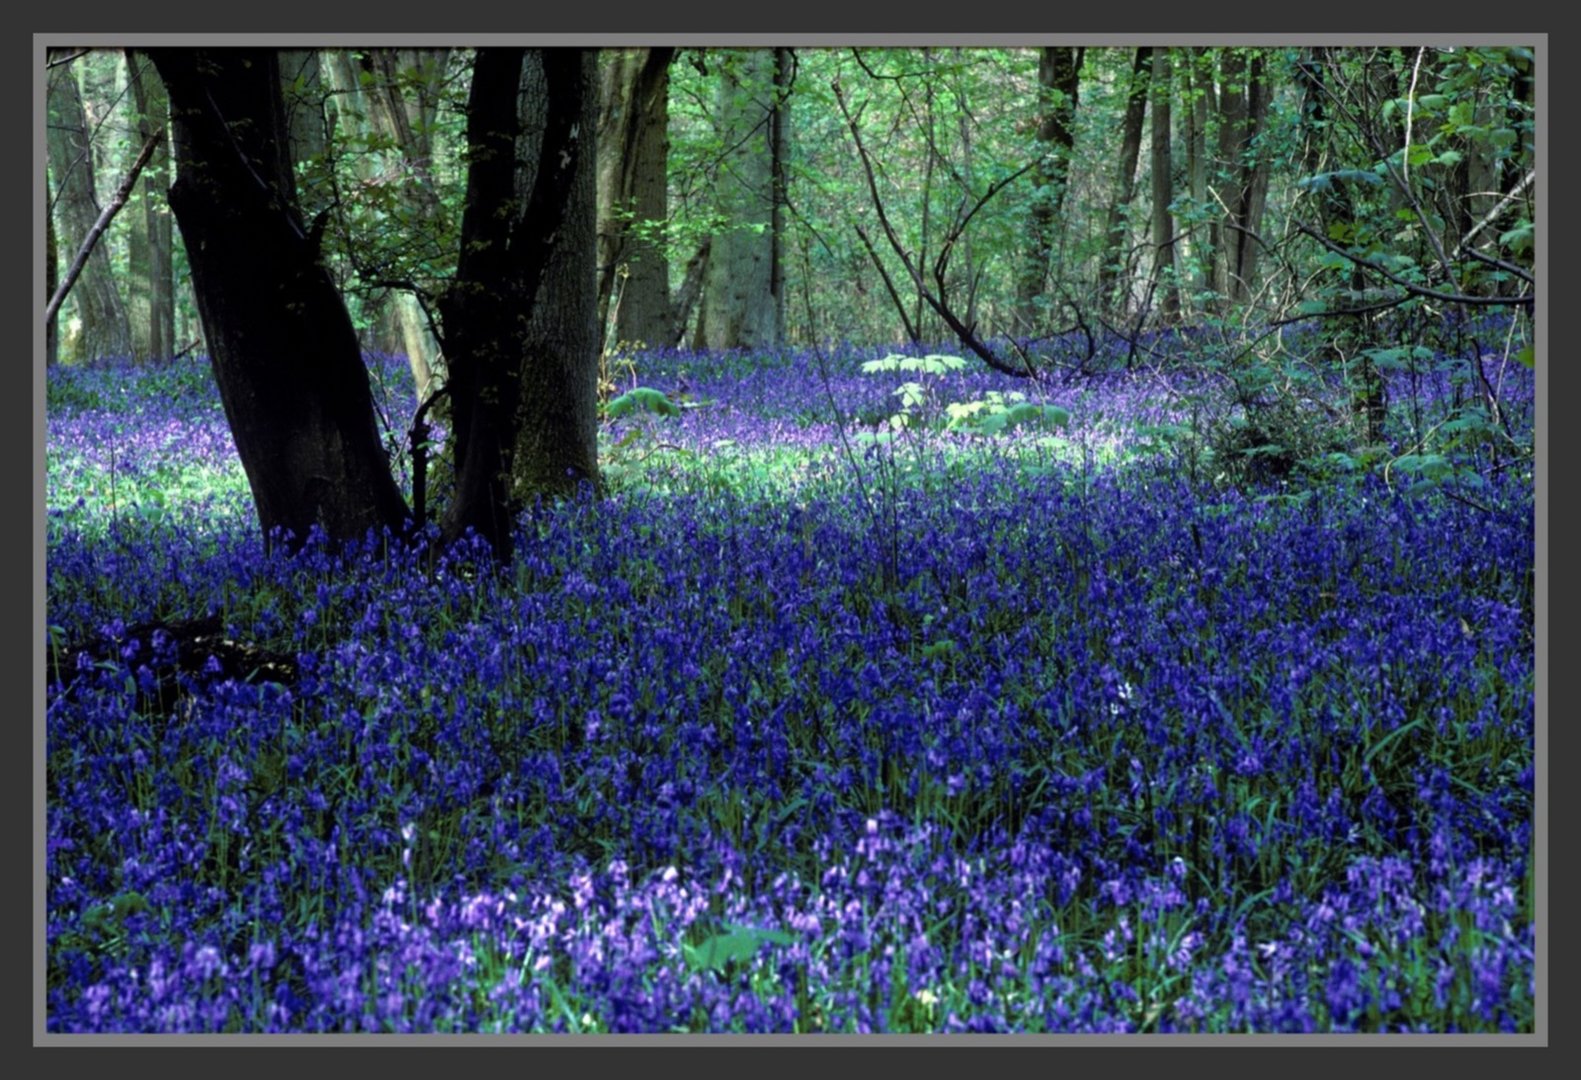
511 50 603 510
437 48 598 556
1096 47 1152 313
45 169 58 368
770 47 792 345
1014 46 1083 333
1150 47 1180 318
1185 47 1212 299
46 49 133 362
126 51 173 363
147 47 410 550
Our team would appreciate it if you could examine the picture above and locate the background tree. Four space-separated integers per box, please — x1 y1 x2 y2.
124 52 173 363
596 47 676 351
1095 47 1152 314
1013 46 1082 333
1210 48 1273 308
46 49 133 363
697 48 780 349
1149 47 1180 318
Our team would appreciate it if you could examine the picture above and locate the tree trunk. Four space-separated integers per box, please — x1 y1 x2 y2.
437 48 598 556
700 49 778 350
1096 47 1152 313
770 47 792 346
1211 48 1271 307
46 50 133 362
510 50 602 510
1150 47 1179 318
1014 46 1083 333
148 47 409 549
45 168 58 368
126 52 173 362
595 47 675 352
1185 47 1212 300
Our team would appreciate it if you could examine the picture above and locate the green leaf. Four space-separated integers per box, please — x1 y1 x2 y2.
604 387 681 419
683 925 796 973
1516 346 1534 369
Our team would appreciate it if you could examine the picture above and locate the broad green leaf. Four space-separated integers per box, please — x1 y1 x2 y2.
683 925 796 973
605 387 681 419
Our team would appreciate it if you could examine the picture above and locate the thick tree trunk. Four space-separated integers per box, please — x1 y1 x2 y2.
1096 47 1152 312
1013 46 1083 333
148 47 409 549
1150 48 1180 318
46 50 133 362
700 49 778 350
126 52 173 362
511 50 602 508
437 48 599 556
596 47 675 351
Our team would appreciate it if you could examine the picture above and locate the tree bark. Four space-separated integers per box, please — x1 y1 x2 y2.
1096 47 1152 313
1150 47 1180 318
45 168 58 367
1013 46 1083 333
437 48 599 556
148 47 410 549
126 51 173 362
510 50 602 511
1185 47 1212 300
770 47 792 346
46 49 133 362
596 48 676 351
1210 48 1271 307
700 49 778 350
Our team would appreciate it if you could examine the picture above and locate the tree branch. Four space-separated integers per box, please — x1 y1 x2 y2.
1295 222 1534 309
44 132 160 326
833 77 1035 378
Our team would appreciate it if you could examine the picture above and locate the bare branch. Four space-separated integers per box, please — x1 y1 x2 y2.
45 132 160 326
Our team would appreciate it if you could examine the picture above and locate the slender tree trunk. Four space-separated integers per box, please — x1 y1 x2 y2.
46 50 133 362
147 47 409 549
1096 47 1153 313
45 169 58 368
1150 48 1179 318
770 47 792 346
701 49 778 349
1234 52 1273 304
126 52 173 362
1014 46 1083 332
1185 47 1212 300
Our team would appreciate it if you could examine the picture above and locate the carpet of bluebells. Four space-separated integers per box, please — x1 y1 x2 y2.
44 325 1536 1033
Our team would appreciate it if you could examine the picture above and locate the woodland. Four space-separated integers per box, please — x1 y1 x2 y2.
43 44 1535 1033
